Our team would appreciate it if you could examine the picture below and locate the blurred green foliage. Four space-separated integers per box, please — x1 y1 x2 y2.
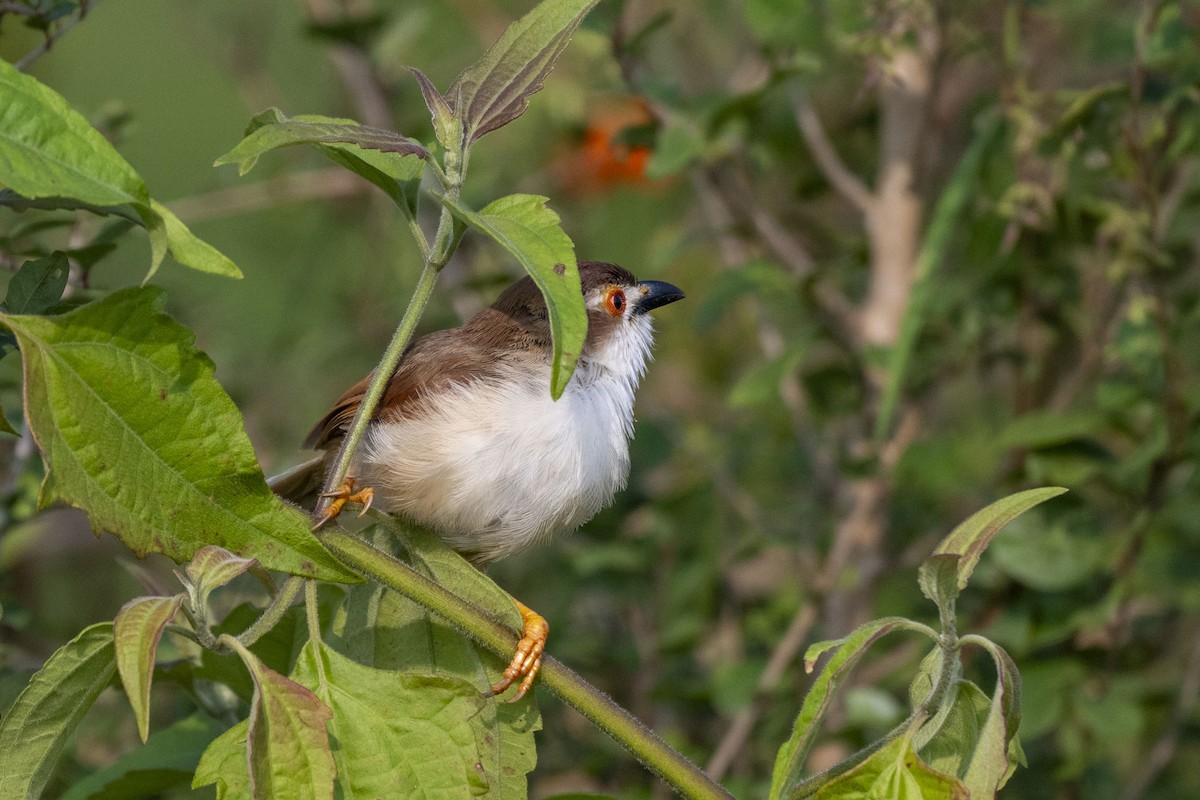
2 0 1200 798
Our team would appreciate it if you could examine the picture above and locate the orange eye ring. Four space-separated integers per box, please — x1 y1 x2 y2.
605 288 626 316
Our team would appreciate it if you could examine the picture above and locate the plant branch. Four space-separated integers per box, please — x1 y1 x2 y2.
791 88 875 217
14 0 96 71
319 529 734 800
707 603 818 780
237 574 304 647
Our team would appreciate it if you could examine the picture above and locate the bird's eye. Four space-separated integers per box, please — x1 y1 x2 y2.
605 288 626 316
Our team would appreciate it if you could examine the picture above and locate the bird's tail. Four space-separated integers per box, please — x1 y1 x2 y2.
267 454 327 511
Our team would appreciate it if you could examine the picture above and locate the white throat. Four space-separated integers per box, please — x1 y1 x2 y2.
356 315 657 565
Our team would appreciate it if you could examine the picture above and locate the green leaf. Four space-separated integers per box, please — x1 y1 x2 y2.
223 636 335 800
293 639 489 798
449 0 600 142
330 522 540 799
770 618 934 800
961 635 1025 791
185 545 260 612
874 114 1004 441
114 594 184 743
930 487 1068 590
193 720 251 800
0 59 149 208
809 735 967 800
913 680 992 778
409 68 460 153
216 109 426 217
438 193 584 398
5 252 69 314
0 622 116 799
0 287 357 582
997 410 1108 450
148 200 242 279
728 345 805 408
917 553 961 610
60 712 226 800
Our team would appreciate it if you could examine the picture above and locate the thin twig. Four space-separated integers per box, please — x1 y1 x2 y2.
1120 624 1200 800
791 88 875 217
14 0 96 71
167 168 368 223
707 603 817 780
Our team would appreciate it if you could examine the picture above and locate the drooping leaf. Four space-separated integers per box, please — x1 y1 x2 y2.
114 594 185 742
329 523 540 799
809 734 968 800
193 720 251 800
0 62 240 282
449 0 600 142
0 59 149 208
222 637 335 800
961 635 1025 792
148 200 242 280
929 487 1067 590
438 193 584 398
0 287 356 581
293 638 488 798
0 623 116 799
769 617 935 800
216 109 426 218
60 712 226 800
5 252 69 314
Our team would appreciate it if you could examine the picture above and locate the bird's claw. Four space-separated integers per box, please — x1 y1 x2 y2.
489 602 549 703
311 480 375 530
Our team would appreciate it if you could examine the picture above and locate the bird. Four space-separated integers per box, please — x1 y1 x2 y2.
270 260 684 699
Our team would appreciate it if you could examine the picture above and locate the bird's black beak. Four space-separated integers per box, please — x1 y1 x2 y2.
633 280 685 315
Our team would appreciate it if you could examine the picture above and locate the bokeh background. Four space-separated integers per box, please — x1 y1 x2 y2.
3 0 1200 797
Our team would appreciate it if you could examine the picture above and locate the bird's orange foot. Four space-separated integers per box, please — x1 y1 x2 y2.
489 600 549 702
312 480 375 530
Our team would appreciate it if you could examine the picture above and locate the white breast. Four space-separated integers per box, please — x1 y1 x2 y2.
356 315 655 564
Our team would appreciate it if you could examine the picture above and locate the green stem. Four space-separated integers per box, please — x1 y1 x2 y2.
320 529 734 800
237 574 304 647
304 579 323 645
315 143 466 510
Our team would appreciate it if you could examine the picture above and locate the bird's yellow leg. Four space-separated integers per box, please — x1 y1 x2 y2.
489 599 549 702
311 479 375 530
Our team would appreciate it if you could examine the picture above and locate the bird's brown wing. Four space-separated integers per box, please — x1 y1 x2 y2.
302 324 518 452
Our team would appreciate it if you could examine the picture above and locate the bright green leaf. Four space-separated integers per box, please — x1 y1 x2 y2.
771 617 935 800
0 623 116 799
149 200 243 279
216 109 426 217
5 252 69 314
0 59 149 208
61 712 225 800
293 638 488 798
449 0 600 142
809 735 968 800
330 523 540 799
0 287 356 581
931 487 1068 590
438 193 584 398
193 720 251 800
222 636 335 800
114 594 184 743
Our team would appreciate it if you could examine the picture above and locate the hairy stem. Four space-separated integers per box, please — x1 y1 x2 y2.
237 574 304 647
320 529 734 800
